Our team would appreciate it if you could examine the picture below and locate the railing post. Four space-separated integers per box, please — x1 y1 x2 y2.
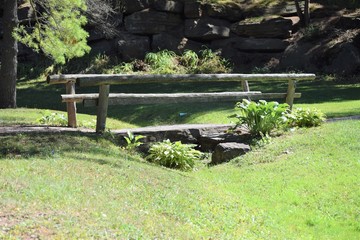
66 81 77 128
241 80 250 92
96 85 110 133
286 80 296 109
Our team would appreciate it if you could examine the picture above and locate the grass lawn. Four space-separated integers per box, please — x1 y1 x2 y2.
0 120 359 238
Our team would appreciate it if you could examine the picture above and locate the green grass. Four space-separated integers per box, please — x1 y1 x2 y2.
0 108 136 129
0 120 359 238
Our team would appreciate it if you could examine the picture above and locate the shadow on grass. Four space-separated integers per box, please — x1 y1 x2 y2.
0 132 120 159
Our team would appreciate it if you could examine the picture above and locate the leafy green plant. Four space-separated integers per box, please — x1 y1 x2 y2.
124 131 144 150
229 99 290 136
38 111 67 126
147 139 202 171
288 108 326 128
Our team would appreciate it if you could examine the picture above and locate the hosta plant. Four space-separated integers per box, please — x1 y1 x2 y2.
124 131 144 150
147 140 202 171
229 99 290 136
38 111 67 126
288 108 326 127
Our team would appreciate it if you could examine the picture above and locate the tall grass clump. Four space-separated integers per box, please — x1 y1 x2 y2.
145 50 184 74
110 49 232 74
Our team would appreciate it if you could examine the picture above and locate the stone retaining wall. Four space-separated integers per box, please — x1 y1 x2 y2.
1 0 360 74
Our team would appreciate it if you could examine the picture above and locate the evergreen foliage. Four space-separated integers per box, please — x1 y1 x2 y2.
14 0 90 64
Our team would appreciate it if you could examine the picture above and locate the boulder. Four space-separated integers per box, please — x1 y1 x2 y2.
115 124 233 154
211 142 250 164
152 32 202 53
90 39 117 55
184 1 204 18
211 40 282 73
87 28 111 42
265 1 303 16
87 13 123 39
125 9 182 34
231 17 293 39
185 18 230 40
117 33 150 61
205 3 244 22
335 16 360 30
152 0 184 13
236 37 289 52
279 42 319 72
123 0 149 14
325 42 360 74
199 131 251 152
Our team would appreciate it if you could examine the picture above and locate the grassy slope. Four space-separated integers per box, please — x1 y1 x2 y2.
0 120 359 238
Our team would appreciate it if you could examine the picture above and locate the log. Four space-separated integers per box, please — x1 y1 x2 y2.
286 80 296 109
96 85 110 133
65 82 77 128
48 73 316 87
60 92 302 107
47 74 78 84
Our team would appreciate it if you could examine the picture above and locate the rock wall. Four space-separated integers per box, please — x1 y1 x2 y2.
1 0 360 75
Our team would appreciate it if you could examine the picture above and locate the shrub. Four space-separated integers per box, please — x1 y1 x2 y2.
288 108 326 127
147 140 202 171
229 99 290 136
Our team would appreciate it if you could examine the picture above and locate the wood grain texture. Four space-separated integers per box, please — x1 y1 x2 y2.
65 82 77 128
48 73 316 87
96 85 110 133
61 92 303 107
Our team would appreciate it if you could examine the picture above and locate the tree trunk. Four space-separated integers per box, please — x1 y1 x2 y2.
294 0 310 27
0 0 18 108
304 0 310 26
294 0 305 25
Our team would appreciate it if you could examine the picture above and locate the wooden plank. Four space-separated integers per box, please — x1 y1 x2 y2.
78 73 316 87
78 92 301 107
65 82 77 128
286 80 296 109
46 73 316 87
62 93 100 102
47 74 77 84
96 85 110 133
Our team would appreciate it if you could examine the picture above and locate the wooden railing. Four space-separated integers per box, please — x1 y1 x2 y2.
47 73 316 133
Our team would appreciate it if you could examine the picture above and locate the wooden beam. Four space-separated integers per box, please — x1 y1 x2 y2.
286 80 296 109
72 92 302 107
78 73 316 87
96 85 110 133
48 73 316 87
65 82 77 128
47 74 77 84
